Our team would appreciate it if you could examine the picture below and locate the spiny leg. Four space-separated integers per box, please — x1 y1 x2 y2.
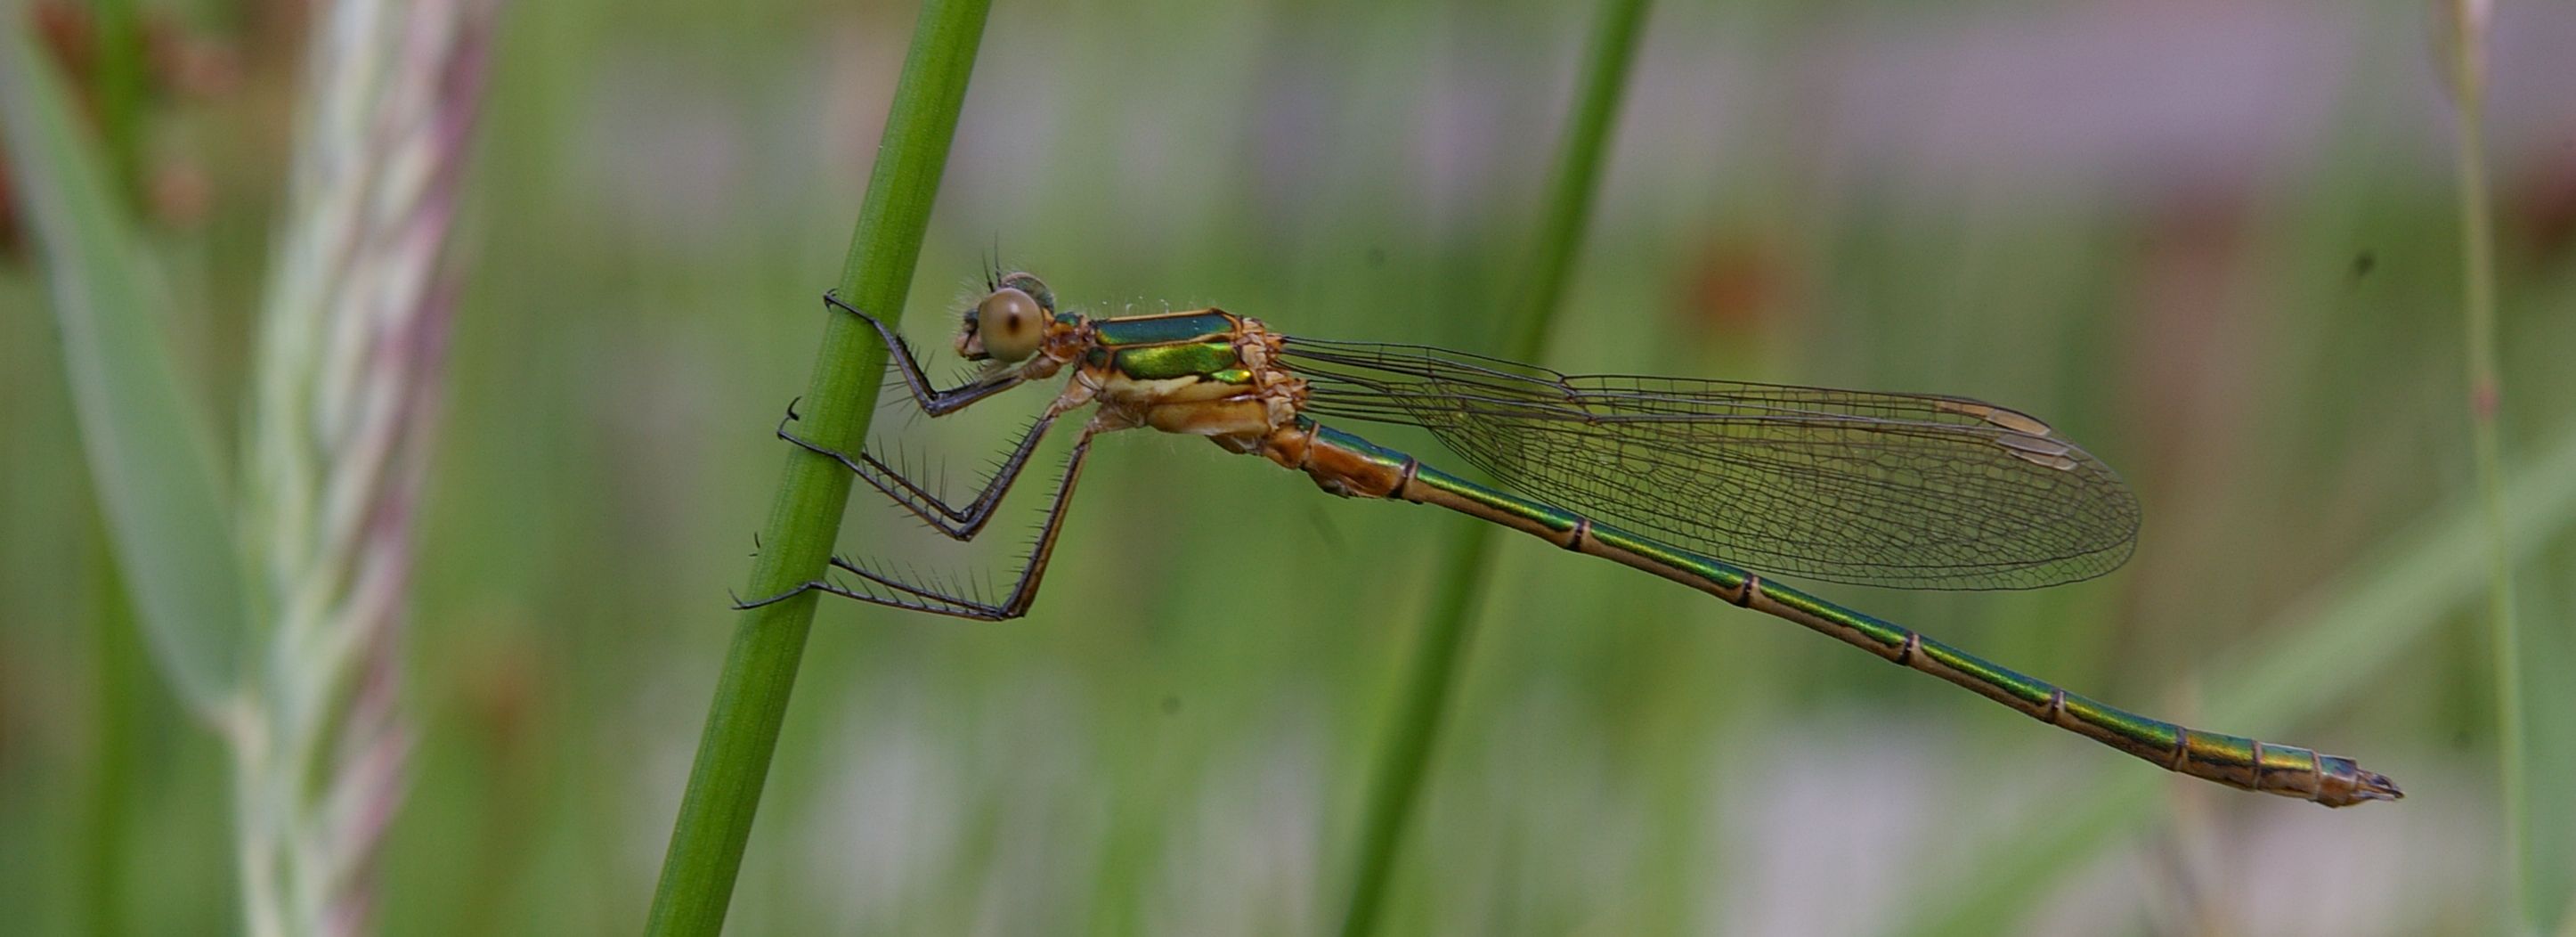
777 397 1060 541
825 291 1026 415
735 424 1105 621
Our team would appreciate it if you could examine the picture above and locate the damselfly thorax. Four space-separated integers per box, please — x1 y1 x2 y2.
1067 310 1306 439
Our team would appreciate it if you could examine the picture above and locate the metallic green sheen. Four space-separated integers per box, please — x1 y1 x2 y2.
2060 694 2179 747
1412 465 1584 539
1757 582 1906 651
1209 368 1254 386
2262 744 2323 773
1093 312 1234 347
1114 341 1239 380
1917 635 2056 707
2185 732 2261 778
1586 522 1751 591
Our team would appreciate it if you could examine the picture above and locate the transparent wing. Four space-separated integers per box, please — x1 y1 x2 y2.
1278 337 2141 590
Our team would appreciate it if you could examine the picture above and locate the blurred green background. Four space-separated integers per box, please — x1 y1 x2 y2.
7 0 2576 933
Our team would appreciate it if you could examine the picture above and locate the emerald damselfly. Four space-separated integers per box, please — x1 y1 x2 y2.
739 271 2401 808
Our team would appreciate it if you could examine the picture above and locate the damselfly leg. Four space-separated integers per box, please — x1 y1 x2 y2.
735 424 1105 620
735 292 1102 617
776 401 1062 541
825 292 1029 415
782 293 1075 536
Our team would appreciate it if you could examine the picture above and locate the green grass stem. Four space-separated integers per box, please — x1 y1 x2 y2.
640 2 992 934
70 4 152 925
90 0 147 208
80 542 141 937
2441 3 2532 931
1337 1 1652 933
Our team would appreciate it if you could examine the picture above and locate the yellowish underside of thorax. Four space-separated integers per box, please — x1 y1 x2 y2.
1089 367 1276 437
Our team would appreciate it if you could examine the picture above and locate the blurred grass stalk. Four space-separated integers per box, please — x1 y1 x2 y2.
236 0 495 933
2437 0 2540 932
1337 0 1651 933
642 1 990 933
77 1 153 933
1 0 494 933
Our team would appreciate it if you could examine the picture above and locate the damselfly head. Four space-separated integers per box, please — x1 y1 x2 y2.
957 272 1055 363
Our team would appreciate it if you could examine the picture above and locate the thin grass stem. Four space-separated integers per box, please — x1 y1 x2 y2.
640 3 993 934
1337 2 1653 933
81 543 141 937
2436 1 2528 930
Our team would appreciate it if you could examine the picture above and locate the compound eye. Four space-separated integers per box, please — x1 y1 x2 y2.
997 272 1054 312
971 287 1045 363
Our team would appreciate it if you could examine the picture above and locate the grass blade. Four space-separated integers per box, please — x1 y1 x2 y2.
1338 1 1653 933
642 2 993 933
0 0 249 714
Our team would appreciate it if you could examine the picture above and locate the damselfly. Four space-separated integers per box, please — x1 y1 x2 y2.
740 272 2401 807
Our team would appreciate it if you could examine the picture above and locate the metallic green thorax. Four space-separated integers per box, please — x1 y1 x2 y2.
1114 341 1240 381
1093 311 1234 346
1083 312 1249 382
